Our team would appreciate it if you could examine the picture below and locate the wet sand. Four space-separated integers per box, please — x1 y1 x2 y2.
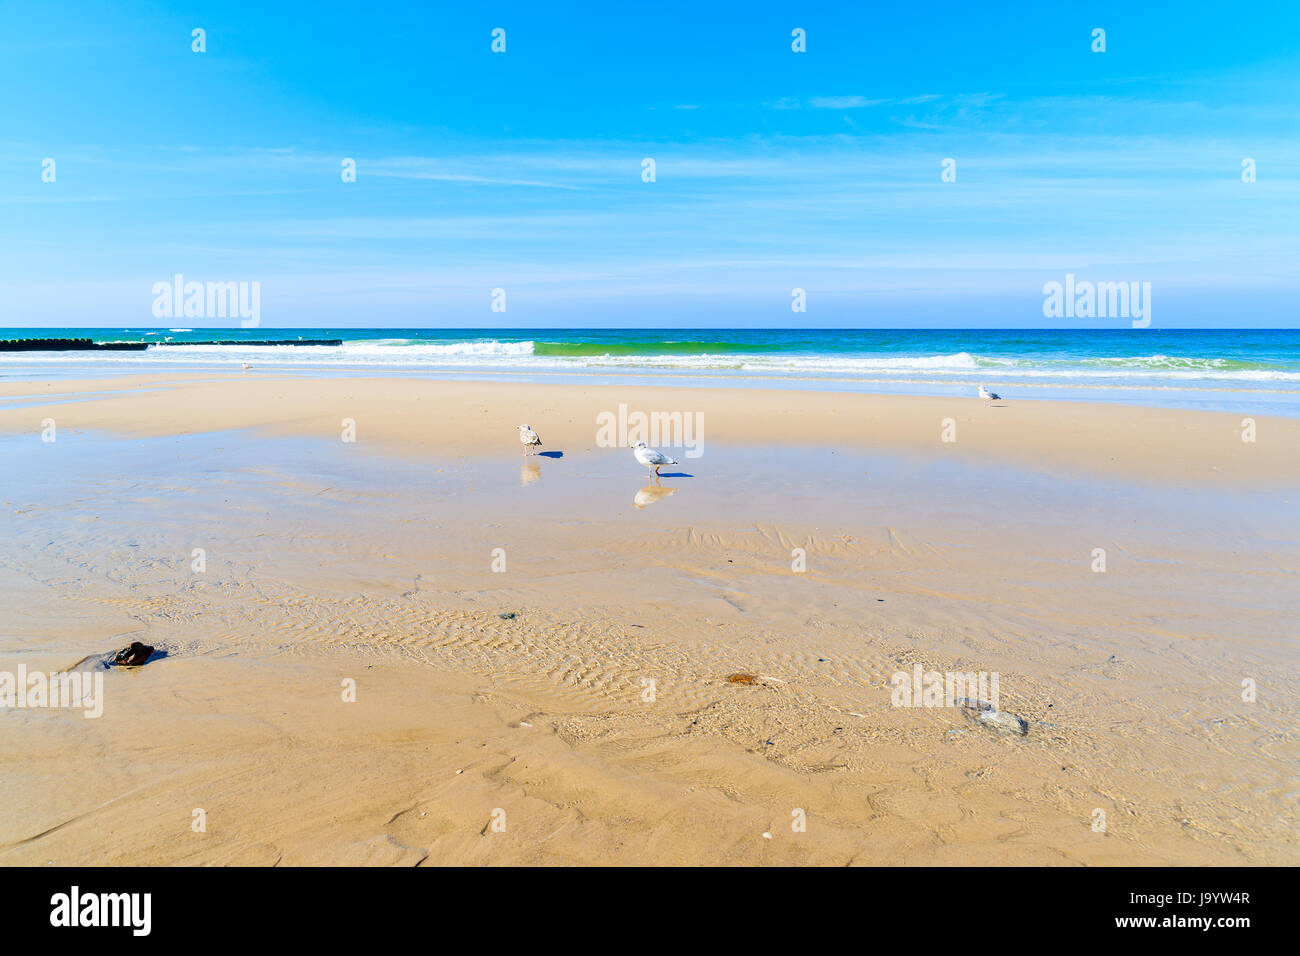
1 372 1297 483
0 374 1296 865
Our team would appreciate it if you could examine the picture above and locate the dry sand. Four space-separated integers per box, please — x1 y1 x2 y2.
0 373 1296 865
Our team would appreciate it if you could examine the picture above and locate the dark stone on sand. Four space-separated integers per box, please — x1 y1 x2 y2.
111 642 155 667
498 612 516 620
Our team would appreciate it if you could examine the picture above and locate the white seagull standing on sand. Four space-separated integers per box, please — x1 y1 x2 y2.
978 385 1004 406
517 424 543 456
632 441 678 480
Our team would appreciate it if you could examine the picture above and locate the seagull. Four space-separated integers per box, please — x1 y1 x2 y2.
632 441 678 479
517 424 543 456
978 385 1003 406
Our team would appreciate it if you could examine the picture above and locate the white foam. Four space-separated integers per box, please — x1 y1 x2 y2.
4 341 1298 388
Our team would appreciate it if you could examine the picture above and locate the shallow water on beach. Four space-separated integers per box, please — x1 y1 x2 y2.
3 427 1296 652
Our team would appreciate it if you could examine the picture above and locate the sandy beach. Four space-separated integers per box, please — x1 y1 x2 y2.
1 373 1297 865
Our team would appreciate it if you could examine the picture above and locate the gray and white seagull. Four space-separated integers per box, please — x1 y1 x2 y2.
517 424 543 455
632 441 678 480
978 385 1004 406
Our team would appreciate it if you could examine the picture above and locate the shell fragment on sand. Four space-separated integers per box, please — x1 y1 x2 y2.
957 698 1029 736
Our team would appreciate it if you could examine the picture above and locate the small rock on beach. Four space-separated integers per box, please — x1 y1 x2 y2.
110 642 156 667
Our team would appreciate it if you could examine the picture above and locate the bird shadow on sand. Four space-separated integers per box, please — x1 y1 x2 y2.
537 450 563 458
655 471 693 478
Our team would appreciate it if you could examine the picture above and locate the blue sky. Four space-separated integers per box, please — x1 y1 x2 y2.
2 1 1298 328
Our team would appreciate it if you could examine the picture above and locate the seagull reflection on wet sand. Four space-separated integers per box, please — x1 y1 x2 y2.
633 483 677 508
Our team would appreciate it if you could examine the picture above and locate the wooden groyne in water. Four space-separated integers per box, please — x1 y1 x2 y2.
0 338 343 351
0 338 149 352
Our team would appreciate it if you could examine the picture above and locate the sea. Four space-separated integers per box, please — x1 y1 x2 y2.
2 328 1299 417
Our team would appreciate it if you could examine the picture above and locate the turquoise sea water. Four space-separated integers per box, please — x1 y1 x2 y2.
2 328 1299 416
